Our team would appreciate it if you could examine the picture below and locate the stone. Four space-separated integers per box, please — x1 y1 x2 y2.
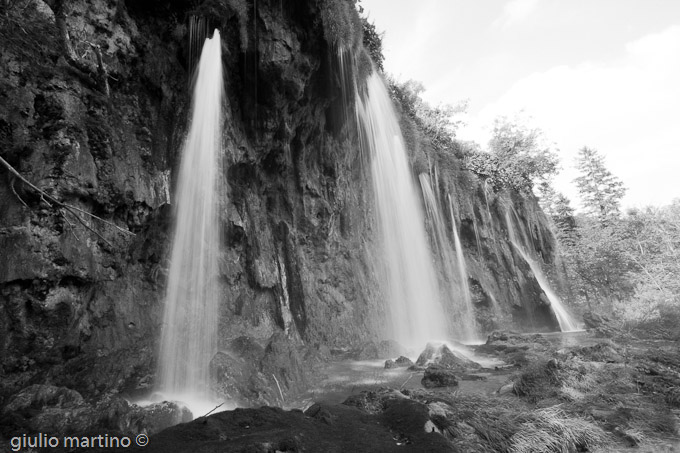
415 343 481 372
395 356 414 367
133 401 193 434
259 332 309 399
385 356 414 369
496 382 515 396
2 385 85 414
421 366 459 388
583 312 620 337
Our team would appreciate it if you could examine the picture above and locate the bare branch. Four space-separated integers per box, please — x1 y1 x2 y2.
272 373 285 405
9 176 29 208
200 402 224 419
0 155 134 240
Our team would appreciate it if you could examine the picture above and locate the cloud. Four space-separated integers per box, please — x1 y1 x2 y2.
460 25 680 208
492 0 540 29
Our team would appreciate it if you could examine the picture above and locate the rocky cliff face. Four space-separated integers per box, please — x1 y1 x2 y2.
0 0 560 420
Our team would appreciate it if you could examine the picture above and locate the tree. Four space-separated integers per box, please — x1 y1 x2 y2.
464 115 560 192
552 193 578 245
560 216 635 309
574 147 626 223
621 203 680 316
387 78 467 151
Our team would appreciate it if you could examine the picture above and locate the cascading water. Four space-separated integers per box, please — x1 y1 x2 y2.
156 29 224 414
472 218 482 256
356 73 448 351
504 209 579 332
419 174 478 342
447 194 479 341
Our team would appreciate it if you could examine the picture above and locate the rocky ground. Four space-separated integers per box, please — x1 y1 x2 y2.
3 321 680 453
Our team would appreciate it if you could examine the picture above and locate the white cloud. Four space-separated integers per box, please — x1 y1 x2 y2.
459 25 680 208
492 0 540 29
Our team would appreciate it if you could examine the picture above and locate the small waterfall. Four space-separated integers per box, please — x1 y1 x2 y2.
504 209 579 332
419 175 477 342
447 194 479 340
483 180 493 227
472 217 482 256
157 29 224 413
356 73 448 351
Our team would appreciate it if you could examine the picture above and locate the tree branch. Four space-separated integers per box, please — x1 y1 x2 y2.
0 155 135 241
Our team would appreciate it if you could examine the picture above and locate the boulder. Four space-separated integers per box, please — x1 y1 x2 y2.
415 343 481 372
583 312 620 337
476 331 552 365
583 312 611 330
133 401 193 433
385 356 414 369
259 332 309 399
2 384 85 414
421 366 458 388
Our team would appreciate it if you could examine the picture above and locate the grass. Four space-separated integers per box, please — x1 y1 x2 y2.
404 392 609 453
509 406 609 453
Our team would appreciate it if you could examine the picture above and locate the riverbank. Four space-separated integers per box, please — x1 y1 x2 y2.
67 328 677 453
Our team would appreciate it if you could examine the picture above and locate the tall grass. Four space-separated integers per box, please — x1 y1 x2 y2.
509 407 609 453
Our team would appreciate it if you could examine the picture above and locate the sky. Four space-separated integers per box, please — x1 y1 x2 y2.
360 0 680 210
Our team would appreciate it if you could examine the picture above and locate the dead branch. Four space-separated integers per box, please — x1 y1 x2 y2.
400 373 415 390
55 9 109 96
200 402 224 419
89 42 110 96
0 155 135 243
272 373 285 405
9 175 29 208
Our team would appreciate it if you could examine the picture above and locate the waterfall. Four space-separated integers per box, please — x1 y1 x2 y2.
472 217 482 256
356 73 448 351
157 30 224 412
504 209 579 332
419 174 478 341
447 194 479 341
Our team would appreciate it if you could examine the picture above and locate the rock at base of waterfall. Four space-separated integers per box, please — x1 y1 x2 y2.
0 384 193 436
384 356 414 369
583 312 620 337
421 366 459 388
415 343 481 372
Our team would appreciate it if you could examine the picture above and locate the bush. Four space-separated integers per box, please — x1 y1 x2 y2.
319 0 362 50
387 78 466 163
361 16 384 72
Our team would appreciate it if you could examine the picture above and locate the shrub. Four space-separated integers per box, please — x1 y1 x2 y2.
361 16 384 72
319 0 362 50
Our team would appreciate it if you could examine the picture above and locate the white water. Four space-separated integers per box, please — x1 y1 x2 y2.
356 73 448 351
157 30 226 416
419 174 478 341
472 217 482 256
447 194 480 341
504 210 579 332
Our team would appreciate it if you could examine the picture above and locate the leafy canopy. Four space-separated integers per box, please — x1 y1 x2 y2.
464 115 560 193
